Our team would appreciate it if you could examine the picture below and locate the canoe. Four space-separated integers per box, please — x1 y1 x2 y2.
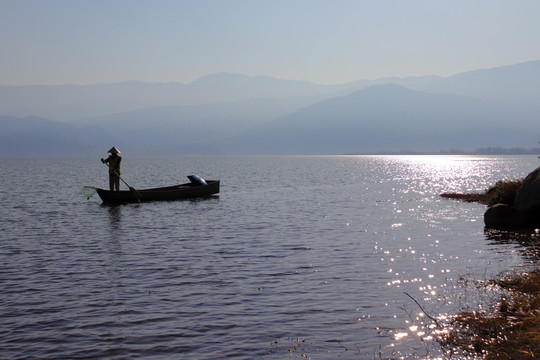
96 176 219 204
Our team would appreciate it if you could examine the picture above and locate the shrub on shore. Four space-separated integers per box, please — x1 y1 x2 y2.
441 179 523 206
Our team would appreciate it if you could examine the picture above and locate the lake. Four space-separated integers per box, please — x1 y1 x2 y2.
1 155 539 359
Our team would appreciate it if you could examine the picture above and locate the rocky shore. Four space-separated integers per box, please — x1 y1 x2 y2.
440 167 540 358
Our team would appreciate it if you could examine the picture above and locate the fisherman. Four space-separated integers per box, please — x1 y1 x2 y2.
101 147 122 191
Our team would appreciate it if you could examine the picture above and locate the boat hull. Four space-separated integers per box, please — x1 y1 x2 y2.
96 180 219 204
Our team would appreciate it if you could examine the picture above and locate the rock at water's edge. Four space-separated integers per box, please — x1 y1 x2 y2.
514 166 540 211
484 203 526 229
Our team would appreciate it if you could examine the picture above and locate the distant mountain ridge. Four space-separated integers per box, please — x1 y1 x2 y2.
224 84 537 154
0 75 343 122
3 60 539 122
1 60 540 155
409 59 540 104
0 116 114 155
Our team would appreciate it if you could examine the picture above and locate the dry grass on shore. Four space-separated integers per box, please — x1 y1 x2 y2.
441 179 523 206
441 177 540 358
441 269 540 359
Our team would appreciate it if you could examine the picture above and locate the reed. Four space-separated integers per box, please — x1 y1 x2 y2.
441 179 523 206
441 269 540 359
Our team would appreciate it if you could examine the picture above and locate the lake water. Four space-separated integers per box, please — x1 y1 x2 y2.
1 155 539 359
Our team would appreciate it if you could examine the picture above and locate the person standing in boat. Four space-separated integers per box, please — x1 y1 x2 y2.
101 147 122 191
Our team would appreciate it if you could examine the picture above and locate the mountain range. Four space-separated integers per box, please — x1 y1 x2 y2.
1 60 540 156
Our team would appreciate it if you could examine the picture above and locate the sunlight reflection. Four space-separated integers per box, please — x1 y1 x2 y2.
381 154 506 194
394 331 408 340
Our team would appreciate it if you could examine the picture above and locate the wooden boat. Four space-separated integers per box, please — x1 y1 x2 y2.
96 176 219 204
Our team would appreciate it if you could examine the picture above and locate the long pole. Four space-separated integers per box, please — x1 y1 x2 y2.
102 161 142 201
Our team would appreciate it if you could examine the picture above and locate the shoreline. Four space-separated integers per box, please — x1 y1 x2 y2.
440 179 539 358
440 268 540 359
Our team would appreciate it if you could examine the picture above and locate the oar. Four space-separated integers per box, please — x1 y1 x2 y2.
102 161 142 201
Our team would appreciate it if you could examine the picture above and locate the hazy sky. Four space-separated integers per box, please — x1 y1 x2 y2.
1 0 539 85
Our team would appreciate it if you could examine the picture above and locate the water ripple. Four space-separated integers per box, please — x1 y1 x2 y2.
1 155 537 359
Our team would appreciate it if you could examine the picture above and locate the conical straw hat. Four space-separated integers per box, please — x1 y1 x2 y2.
107 146 121 154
